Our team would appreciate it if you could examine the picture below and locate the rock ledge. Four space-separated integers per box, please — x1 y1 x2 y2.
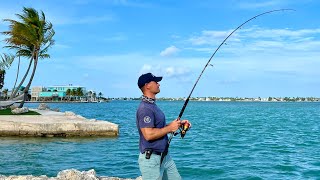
0 169 141 180
0 109 118 137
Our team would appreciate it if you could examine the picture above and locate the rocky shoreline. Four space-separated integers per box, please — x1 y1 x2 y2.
0 169 141 180
0 103 119 137
0 105 127 179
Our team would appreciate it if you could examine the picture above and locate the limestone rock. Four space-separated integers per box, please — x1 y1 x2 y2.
0 175 50 180
0 169 140 180
0 113 118 137
38 103 49 110
51 108 60 112
76 115 86 119
64 111 76 116
56 169 98 180
11 107 29 114
10 105 17 110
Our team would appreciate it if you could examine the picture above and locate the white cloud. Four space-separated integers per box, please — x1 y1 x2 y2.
237 0 289 9
54 43 71 49
50 14 115 25
217 78 240 85
242 27 320 39
139 64 153 74
188 30 239 46
160 46 180 57
139 64 191 81
164 66 191 78
77 15 115 24
109 0 153 8
187 29 257 48
171 35 181 39
184 27 320 57
73 0 91 5
0 4 115 26
104 34 128 42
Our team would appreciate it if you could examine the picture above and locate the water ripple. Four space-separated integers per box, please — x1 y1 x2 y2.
0 101 319 179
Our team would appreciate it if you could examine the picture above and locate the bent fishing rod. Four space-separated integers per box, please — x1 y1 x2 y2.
168 8 295 143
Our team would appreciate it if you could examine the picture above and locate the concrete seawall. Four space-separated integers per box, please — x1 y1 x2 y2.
0 109 119 137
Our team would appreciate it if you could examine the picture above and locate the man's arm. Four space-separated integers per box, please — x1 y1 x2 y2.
141 119 181 141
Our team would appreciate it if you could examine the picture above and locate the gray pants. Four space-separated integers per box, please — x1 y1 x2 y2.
138 153 182 180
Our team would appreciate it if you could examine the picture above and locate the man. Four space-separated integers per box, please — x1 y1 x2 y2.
136 72 190 180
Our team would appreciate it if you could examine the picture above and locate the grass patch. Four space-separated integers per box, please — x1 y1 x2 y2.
0 108 41 115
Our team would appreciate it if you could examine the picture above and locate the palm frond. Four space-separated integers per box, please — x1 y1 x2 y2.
0 53 15 70
2 7 55 63
39 54 50 59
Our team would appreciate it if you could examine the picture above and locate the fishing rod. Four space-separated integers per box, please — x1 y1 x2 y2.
169 8 295 142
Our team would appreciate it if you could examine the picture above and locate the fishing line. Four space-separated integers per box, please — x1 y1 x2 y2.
168 8 295 144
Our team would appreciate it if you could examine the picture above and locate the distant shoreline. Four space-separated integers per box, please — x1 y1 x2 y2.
25 101 107 103
110 97 320 102
23 100 320 103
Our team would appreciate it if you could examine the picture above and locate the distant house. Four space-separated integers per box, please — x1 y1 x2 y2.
31 85 86 101
31 86 45 101
86 89 97 102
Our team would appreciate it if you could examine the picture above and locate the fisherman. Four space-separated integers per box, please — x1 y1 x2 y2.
136 72 191 180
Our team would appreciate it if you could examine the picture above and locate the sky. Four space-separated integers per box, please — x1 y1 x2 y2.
0 0 319 98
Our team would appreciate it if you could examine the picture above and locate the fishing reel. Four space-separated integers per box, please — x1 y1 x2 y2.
174 122 191 138
181 122 191 138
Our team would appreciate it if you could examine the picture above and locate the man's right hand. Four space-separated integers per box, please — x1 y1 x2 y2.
141 119 187 141
168 119 182 132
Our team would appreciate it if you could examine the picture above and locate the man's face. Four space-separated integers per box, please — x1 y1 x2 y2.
147 81 160 94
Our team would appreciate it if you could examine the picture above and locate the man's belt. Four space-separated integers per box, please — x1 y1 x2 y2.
143 149 168 159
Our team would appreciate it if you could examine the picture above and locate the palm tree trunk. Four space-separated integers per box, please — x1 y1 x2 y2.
9 57 33 99
10 47 36 100
11 54 20 97
18 54 38 108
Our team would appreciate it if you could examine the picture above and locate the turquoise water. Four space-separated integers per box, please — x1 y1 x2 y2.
0 101 320 179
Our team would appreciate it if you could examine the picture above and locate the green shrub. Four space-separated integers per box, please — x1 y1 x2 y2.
0 108 41 115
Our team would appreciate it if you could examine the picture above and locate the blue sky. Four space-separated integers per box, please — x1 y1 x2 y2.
0 0 319 98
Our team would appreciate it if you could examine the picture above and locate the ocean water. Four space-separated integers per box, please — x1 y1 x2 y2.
0 101 320 179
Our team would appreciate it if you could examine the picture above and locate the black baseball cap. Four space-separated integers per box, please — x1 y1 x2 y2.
138 73 162 88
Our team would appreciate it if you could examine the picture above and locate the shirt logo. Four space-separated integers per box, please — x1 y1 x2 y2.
143 116 151 123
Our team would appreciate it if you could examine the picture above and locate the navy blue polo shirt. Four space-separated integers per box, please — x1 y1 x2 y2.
136 97 168 153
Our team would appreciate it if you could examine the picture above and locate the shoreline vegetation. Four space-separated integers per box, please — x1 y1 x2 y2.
25 100 108 103
20 96 320 103
111 96 320 102
0 96 314 104
0 108 40 115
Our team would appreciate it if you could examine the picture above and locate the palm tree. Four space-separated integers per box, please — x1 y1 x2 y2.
76 87 83 101
2 7 55 107
7 46 34 99
87 91 92 102
0 53 15 69
11 46 21 99
2 88 8 100
71 89 76 101
66 89 71 101
0 53 15 91
98 92 103 100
